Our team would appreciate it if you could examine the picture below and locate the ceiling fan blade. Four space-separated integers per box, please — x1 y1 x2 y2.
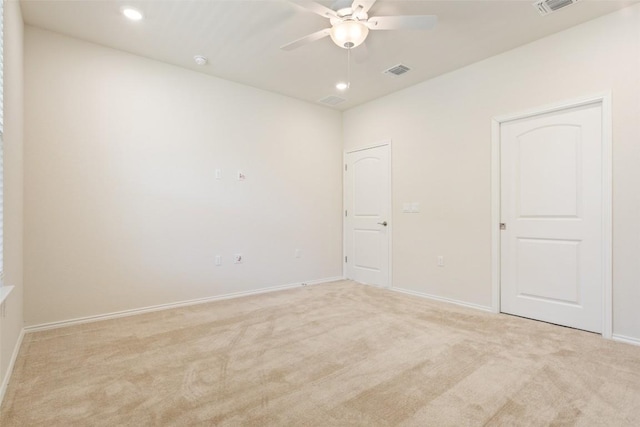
351 0 376 15
291 1 338 19
366 15 438 31
280 28 332 51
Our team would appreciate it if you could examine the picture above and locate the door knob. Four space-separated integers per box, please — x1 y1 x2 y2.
377 221 388 227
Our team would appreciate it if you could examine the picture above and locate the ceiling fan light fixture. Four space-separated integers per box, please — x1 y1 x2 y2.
330 20 369 49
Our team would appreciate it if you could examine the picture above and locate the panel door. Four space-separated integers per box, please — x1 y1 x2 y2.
344 145 390 287
500 103 603 333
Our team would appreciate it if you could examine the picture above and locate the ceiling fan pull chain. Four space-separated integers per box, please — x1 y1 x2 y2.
347 46 351 89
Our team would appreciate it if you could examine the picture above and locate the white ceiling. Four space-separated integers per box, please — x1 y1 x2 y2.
20 0 638 110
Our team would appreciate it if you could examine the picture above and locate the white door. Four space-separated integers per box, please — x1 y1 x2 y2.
500 102 604 333
344 144 390 287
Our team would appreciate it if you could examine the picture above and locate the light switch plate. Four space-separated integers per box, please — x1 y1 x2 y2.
403 203 411 213
411 202 420 213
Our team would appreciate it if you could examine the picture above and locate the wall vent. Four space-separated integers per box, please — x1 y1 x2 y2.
533 0 580 16
383 64 411 77
318 95 346 106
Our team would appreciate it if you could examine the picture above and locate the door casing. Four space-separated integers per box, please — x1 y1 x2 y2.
491 94 612 338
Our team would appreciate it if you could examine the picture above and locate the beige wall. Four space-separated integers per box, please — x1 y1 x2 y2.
344 5 640 340
24 27 343 326
1 0 25 392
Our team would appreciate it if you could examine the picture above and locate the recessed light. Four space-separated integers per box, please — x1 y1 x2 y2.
122 7 143 21
194 55 208 66
336 82 349 91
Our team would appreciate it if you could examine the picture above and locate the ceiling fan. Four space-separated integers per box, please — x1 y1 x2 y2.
281 0 438 51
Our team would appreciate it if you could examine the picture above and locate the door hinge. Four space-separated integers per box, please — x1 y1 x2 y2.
345 164 348 171
345 256 348 263
500 223 507 230
345 210 348 217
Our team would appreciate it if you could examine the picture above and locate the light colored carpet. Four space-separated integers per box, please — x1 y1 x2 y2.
1 280 640 426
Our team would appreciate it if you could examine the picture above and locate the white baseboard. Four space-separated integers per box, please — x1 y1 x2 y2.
390 286 494 313
25 276 345 333
0 328 25 407
612 334 640 347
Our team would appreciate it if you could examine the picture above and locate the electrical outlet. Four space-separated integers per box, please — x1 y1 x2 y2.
215 255 221 266
234 254 243 264
215 169 222 180
295 249 301 258
437 256 444 267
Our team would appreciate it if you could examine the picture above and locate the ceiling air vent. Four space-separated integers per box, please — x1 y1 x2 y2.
384 64 411 77
533 0 580 16
318 95 346 106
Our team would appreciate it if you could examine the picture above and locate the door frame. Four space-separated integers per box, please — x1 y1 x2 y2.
490 93 612 338
343 140 393 288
